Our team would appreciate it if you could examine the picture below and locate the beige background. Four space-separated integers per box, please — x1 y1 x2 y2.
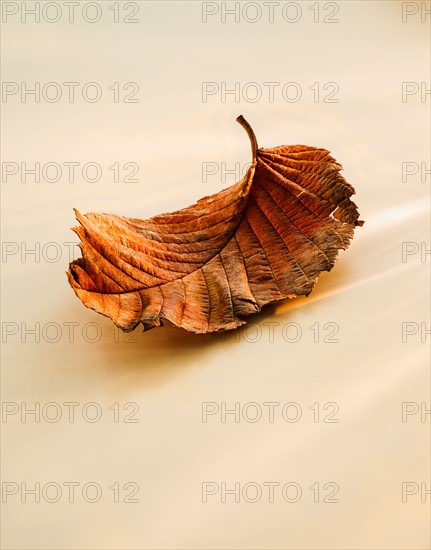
1 1 430 549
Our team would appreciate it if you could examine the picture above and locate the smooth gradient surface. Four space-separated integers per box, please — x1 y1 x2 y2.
1 1 430 549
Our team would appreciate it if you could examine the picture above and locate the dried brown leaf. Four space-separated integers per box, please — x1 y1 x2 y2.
67 116 363 333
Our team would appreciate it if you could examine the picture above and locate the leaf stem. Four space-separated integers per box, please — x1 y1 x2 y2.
236 115 258 163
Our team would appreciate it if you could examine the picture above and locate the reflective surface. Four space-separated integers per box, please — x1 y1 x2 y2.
1 2 430 548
